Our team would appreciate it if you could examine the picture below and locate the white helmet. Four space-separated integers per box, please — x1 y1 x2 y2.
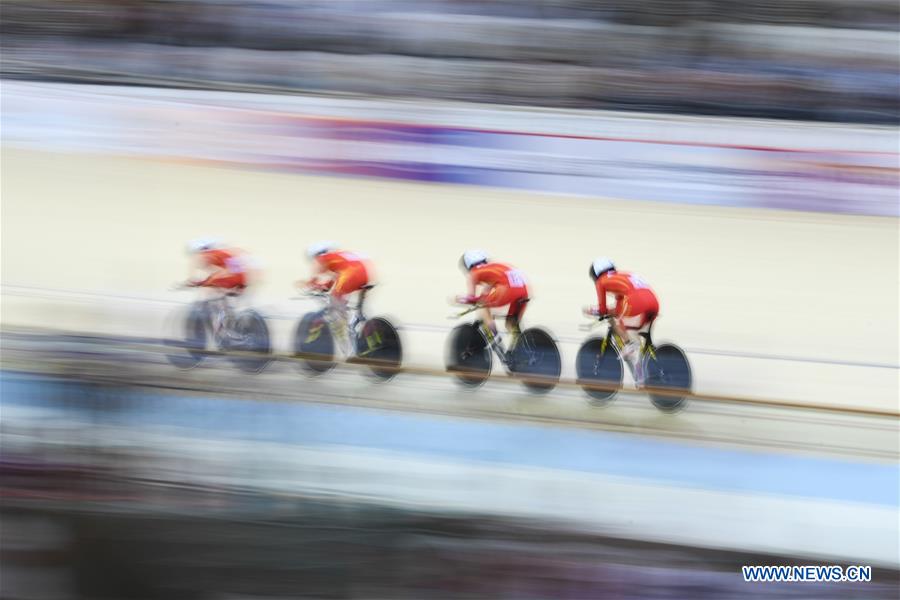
187 237 220 254
589 257 615 280
307 241 336 259
460 249 488 271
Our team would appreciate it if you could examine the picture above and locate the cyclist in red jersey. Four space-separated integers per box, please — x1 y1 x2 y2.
300 241 372 354
183 238 253 339
585 257 659 383
185 238 249 293
456 250 529 350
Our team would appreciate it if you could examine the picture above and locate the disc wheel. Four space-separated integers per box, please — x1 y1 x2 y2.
509 328 561 393
446 323 492 388
644 343 692 412
575 336 624 406
226 309 272 374
294 310 337 376
355 317 403 381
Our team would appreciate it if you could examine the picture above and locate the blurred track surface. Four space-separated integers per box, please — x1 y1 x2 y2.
2 329 896 462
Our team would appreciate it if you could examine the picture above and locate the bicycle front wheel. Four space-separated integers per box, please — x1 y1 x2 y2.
294 310 337 376
446 323 492 388
575 336 623 406
163 302 208 370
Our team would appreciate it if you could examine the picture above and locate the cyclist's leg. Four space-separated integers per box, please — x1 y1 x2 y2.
330 267 366 355
611 296 632 346
481 286 511 354
628 315 656 386
479 305 496 337
345 266 370 326
636 294 660 384
207 273 246 336
619 291 658 384
328 297 351 354
223 285 251 337
505 292 528 345
205 292 228 339
623 290 658 334
611 296 641 378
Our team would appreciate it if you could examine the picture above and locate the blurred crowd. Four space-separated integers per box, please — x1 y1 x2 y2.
2 0 898 122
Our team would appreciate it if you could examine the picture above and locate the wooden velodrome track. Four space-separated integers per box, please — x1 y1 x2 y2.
2 147 897 410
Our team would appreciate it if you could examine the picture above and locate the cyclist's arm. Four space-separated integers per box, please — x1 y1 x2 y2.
599 277 632 315
469 272 494 304
467 274 478 298
305 260 331 287
193 264 229 287
596 280 609 315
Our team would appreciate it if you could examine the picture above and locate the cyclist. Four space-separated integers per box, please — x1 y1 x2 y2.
456 250 529 354
585 257 658 384
183 238 252 339
300 242 372 355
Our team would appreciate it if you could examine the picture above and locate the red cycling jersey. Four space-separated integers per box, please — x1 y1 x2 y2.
470 262 530 323
197 248 247 291
313 250 371 297
595 271 659 329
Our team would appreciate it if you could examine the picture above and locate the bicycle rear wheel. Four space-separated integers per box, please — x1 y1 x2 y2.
644 343 691 412
509 328 561 393
356 317 403 382
226 309 272 374
294 310 336 376
446 323 492 388
575 337 623 405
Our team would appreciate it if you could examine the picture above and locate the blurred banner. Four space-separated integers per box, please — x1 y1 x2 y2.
4 82 898 216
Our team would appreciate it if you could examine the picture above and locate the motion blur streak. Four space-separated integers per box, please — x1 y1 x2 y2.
2 1 899 599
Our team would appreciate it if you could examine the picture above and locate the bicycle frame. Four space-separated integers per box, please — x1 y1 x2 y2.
584 317 657 381
302 287 375 353
451 304 511 365
198 295 239 346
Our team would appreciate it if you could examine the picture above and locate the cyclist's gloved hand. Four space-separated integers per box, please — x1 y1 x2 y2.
456 294 478 305
583 305 600 317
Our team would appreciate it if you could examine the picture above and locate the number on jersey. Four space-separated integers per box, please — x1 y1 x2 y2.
507 269 527 288
628 274 649 289
224 256 246 273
